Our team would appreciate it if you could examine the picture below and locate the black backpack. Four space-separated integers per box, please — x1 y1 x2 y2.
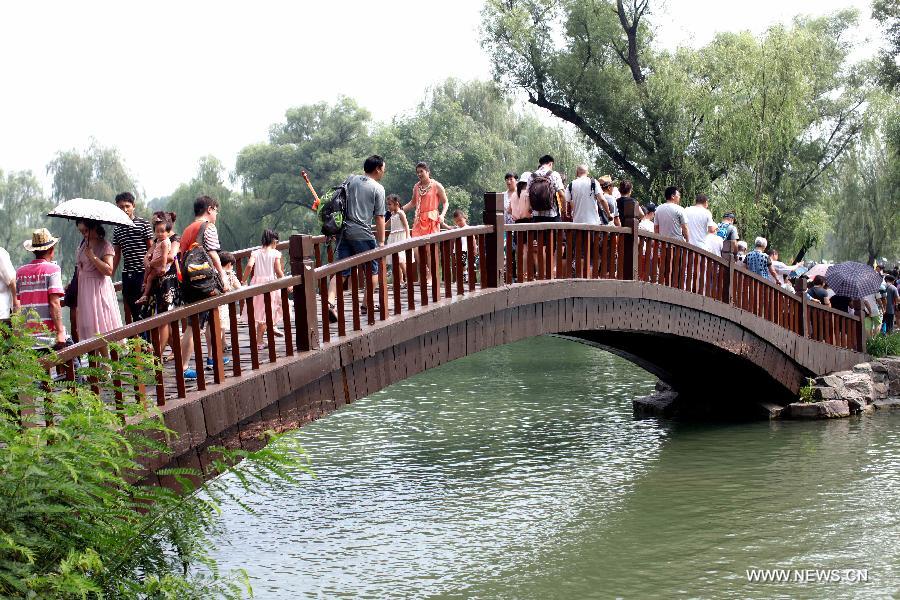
318 176 352 236
180 222 221 299
529 172 555 212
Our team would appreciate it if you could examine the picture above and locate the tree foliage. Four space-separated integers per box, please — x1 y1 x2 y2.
873 0 900 92
0 315 310 598
233 80 587 232
165 156 253 251
480 0 868 257
45 141 141 275
828 93 900 264
0 170 51 268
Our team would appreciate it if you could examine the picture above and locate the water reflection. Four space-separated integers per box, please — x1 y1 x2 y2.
209 336 900 599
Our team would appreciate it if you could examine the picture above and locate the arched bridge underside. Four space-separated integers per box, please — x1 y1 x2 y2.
146 279 864 482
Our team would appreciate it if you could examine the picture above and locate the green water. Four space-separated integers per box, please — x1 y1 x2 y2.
209 336 900 599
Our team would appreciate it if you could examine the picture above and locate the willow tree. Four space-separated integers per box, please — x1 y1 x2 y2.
827 94 900 264
0 169 50 267
235 97 373 235
376 78 588 218
480 0 867 256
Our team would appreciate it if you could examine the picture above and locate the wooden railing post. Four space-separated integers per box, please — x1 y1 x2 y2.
722 240 735 305
620 200 639 280
483 192 505 288
290 234 319 352
799 276 809 338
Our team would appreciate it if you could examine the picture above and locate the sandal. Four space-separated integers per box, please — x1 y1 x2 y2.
257 342 268 351
327 301 338 324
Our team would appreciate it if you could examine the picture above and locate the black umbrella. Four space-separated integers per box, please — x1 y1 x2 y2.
824 262 883 298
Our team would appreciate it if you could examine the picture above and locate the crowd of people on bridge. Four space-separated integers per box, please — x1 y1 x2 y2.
3 153 898 371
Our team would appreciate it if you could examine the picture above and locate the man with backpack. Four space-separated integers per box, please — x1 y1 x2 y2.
326 155 387 323
179 195 228 380
527 155 565 223
715 212 740 245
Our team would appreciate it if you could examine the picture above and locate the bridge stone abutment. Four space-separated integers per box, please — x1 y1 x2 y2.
146 279 865 483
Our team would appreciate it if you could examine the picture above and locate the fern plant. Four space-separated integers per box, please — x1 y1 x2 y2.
0 315 311 598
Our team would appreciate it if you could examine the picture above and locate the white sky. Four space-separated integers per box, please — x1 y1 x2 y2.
0 0 879 199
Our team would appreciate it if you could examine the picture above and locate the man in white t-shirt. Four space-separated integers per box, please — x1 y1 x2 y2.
565 165 603 225
0 246 18 323
502 172 517 225
683 194 717 251
654 187 689 243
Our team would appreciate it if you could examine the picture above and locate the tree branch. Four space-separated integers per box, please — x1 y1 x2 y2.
528 92 649 186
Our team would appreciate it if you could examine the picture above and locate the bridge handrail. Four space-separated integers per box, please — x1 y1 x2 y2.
313 226 493 279
506 222 632 234
56 275 303 363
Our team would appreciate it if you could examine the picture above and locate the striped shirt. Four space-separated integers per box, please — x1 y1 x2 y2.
113 217 153 273
16 259 65 338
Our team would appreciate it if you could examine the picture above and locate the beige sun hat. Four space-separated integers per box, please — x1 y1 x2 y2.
23 228 59 252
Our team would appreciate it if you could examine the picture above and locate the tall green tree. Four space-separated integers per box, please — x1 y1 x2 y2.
164 156 253 250
235 97 373 235
46 141 141 274
377 78 587 219
0 170 51 268
481 1 867 257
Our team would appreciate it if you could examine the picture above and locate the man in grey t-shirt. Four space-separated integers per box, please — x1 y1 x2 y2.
654 186 689 243
327 155 386 322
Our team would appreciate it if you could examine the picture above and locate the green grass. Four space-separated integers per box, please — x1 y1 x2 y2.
798 378 816 403
866 331 900 357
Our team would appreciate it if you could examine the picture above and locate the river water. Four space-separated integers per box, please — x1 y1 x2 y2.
209 336 900 599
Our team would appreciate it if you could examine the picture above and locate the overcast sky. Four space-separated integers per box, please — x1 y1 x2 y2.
0 0 878 199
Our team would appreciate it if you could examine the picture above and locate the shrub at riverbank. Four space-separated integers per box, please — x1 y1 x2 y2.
0 316 310 598
867 332 900 357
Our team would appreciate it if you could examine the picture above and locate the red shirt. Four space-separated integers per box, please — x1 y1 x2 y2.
16 259 65 334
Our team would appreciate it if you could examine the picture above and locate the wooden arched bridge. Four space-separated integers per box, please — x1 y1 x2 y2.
52 195 867 480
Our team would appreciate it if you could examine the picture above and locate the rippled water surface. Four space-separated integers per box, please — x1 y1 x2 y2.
209 336 900 599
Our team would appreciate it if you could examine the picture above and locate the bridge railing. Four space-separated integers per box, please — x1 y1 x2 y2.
46 192 865 412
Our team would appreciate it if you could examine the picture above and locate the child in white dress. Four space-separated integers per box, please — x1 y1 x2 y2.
244 229 284 350
386 194 411 286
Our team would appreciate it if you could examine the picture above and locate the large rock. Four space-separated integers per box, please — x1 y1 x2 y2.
788 400 851 419
812 386 843 401
633 391 679 418
758 402 785 419
874 397 900 410
814 374 845 389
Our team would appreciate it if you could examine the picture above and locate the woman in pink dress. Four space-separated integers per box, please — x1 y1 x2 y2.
75 219 122 344
243 229 284 350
